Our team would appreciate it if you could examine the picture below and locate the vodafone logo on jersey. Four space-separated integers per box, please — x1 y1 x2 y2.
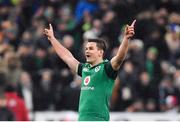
84 76 90 86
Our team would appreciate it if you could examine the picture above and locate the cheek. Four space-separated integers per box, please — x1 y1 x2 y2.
90 53 97 58
97 51 102 56
95 52 101 57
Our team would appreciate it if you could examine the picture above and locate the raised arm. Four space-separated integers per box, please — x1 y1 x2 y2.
111 20 136 70
44 24 79 73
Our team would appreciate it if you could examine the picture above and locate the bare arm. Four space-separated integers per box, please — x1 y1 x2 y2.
111 20 136 70
44 24 79 73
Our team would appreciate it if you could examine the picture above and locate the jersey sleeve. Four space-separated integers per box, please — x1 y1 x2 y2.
77 63 83 77
105 61 118 80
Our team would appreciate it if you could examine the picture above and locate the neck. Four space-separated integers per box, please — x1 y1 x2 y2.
90 59 103 67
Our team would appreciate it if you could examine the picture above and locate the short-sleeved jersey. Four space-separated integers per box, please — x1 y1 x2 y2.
77 60 118 121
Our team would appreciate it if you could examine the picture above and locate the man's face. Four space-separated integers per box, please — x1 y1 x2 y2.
85 42 103 64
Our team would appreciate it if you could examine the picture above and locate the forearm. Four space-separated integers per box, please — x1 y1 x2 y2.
116 36 129 63
44 23 79 73
111 36 129 70
111 20 135 70
49 37 74 62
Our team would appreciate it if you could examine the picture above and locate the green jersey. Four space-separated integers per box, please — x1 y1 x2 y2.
77 60 118 121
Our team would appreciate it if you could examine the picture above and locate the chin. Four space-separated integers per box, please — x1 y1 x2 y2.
86 60 90 63
86 59 92 64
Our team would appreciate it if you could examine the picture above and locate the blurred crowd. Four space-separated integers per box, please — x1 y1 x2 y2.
0 0 179 120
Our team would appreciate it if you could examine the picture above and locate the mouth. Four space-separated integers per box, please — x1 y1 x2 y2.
86 54 90 58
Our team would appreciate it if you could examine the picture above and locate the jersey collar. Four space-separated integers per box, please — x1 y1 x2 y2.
86 59 108 69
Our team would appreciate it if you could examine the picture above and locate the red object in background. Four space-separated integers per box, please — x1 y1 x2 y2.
5 92 29 121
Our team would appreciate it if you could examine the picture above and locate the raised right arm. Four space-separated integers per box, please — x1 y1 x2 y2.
44 24 79 73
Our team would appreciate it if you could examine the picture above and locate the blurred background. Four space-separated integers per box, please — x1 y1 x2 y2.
0 0 179 121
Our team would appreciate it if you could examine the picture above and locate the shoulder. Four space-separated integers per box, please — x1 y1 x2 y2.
104 59 118 80
77 63 86 76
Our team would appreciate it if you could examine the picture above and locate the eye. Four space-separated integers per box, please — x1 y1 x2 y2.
89 47 93 50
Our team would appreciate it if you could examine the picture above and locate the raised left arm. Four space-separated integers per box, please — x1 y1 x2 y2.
111 20 136 70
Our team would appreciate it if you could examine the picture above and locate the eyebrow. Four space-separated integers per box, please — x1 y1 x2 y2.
85 45 95 49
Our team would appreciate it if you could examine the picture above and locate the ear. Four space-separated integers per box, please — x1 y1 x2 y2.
99 50 104 57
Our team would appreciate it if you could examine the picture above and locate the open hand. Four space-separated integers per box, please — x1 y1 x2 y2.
125 20 136 39
44 23 55 40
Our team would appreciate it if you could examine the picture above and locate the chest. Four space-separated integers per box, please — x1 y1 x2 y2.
81 65 106 87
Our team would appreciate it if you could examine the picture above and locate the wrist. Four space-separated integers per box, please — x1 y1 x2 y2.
123 35 130 40
49 35 56 41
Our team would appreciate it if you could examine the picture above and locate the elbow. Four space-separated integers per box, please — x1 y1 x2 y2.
117 59 124 65
114 55 125 65
116 54 126 63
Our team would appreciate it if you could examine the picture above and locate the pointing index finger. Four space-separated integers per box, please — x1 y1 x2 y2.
130 20 136 27
49 23 52 30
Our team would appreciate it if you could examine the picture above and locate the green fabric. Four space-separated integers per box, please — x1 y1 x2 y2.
82 22 91 31
35 58 43 70
66 19 76 30
146 60 154 80
78 60 117 121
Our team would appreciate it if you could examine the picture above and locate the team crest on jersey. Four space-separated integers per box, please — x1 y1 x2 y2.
95 66 101 72
84 76 90 86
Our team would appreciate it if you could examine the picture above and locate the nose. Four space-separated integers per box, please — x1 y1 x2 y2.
85 48 89 53
85 51 88 56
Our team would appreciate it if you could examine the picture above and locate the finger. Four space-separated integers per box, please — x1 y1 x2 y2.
128 30 135 35
130 32 135 35
43 30 47 35
127 26 134 30
126 25 134 31
43 30 46 35
127 34 134 38
49 23 53 30
127 28 134 32
125 25 129 32
130 20 136 27
44 29 49 32
44 29 49 34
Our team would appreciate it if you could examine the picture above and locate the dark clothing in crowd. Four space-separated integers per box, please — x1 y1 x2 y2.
0 107 15 121
5 92 29 121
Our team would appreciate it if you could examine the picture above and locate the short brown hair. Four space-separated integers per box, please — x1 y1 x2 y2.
87 38 106 52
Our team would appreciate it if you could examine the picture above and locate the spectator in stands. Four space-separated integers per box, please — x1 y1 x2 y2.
61 75 81 111
0 71 15 120
3 51 22 86
17 71 33 112
17 43 36 74
33 69 54 111
145 47 162 85
132 71 159 111
159 77 179 112
0 92 15 121
5 85 29 121
114 61 137 111
75 0 99 23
